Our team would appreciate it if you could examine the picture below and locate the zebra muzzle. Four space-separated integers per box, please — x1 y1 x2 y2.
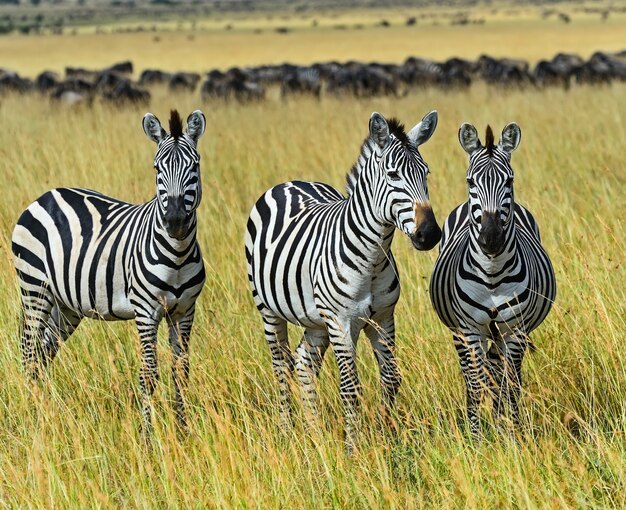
477 212 505 256
163 196 192 240
410 205 441 251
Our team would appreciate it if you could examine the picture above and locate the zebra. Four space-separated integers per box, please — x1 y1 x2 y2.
12 109 206 433
429 122 556 436
245 111 442 451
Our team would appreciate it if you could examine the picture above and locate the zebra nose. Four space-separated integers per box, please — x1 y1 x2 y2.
411 204 442 251
412 222 442 251
163 196 190 239
478 212 505 255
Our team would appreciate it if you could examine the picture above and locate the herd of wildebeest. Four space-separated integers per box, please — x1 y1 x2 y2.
1 50 625 105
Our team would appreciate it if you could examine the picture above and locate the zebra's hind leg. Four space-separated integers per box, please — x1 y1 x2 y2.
135 312 161 437
41 305 82 369
18 281 54 380
326 317 360 455
167 306 194 433
453 332 489 438
294 328 329 425
365 315 401 426
262 312 294 432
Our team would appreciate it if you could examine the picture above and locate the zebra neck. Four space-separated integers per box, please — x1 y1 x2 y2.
344 167 396 263
468 221 518 275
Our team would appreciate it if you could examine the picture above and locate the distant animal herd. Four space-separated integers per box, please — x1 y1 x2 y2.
1 49 625 106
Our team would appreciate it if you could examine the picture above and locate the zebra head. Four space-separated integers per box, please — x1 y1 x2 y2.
459 122 522 256
143 109 206 240
370 111 442 250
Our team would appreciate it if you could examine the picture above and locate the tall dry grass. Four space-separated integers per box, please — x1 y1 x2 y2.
0 81 624 508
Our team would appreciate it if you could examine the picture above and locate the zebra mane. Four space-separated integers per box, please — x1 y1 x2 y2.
345 117 407 196
485 125 494 156
169 110 183 139
387 118 409 146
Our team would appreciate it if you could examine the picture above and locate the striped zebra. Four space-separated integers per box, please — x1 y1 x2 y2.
245 111 441 451
429 122 556 435
12 110 206 432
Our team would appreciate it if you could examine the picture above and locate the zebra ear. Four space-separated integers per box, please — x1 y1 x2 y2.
186 110 206 144
458 123 481 154
369 112 390 149
408 110 438 146
500 123 521 154
143 113 166 144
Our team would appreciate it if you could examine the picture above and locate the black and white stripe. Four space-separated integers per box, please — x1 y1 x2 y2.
429 122 556 435
245 111 441 451
12 110 207 432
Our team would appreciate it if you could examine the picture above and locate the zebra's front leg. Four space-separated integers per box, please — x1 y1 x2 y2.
262 313 294 432
502 334 528 429
453 332 489 438
167 307 195 432
294 328 329 425
135 313 160 436
365 315 400 422
487 339 506 422
327 318 360 454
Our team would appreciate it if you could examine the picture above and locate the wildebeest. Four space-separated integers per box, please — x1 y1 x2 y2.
35 71 60 93
169 72 202 92
534 53 584 88
103 81 150 105
139 69 173 86
200 68 265 102
0 70 33 94
477 55 533 87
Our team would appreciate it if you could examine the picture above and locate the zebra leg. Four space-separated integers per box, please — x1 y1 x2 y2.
294 328 329 423
327 318 360 454
503 334 528 429
262 312 293 431
487 340 506 421
41 305 81 368
135 313 161 436
19 283 53 380
453 332 489 438
364 316 401 423
167 307 194 432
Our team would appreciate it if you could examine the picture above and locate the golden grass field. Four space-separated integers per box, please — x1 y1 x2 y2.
2 4 626 75
0 8 625 509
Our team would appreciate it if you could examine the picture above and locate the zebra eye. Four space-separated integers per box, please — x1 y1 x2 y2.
387 171 402 182
506 177 514 186
467 178 475 187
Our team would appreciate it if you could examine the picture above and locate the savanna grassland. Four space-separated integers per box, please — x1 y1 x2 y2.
0 5 625 509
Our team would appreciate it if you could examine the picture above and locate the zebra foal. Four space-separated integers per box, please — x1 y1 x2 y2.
430 122 556 436
12 110 206 432
246 111 441 452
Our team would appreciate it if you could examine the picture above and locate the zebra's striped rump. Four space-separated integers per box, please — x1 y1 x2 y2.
246 110 441 451
430 122 556 435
